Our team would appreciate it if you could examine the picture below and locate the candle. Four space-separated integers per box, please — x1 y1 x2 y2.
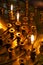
31 35 35 44
11 4 13 11
17 12 19 22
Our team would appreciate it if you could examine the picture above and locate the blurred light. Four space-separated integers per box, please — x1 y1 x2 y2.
31 35 35 44
12 39 17 48
11 4 13 10
17 12 19 22
0 23 3 29
35 1 43 7
0 22 7 31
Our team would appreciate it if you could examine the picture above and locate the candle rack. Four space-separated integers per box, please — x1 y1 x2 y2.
0 0 38 65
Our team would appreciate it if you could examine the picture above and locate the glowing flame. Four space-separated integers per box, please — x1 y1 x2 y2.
17 12 19 22
11 4 13 10
31 35 35 44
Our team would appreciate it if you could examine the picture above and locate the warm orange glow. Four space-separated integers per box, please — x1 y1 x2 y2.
12 39 17 48
17 12 19 22
0 22 7 31
31 35 35 44
0 23 3 29
3 26 7 31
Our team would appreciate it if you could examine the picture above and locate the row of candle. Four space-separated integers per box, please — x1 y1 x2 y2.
11 4 20 22
0 4 35 49
0 4 19 29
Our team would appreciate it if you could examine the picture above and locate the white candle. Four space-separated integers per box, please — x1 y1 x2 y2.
17 12 19 22
11 4 13 11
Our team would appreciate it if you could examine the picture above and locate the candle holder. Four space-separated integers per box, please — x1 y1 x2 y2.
15 21 21 31
9 28 15 33
9 28 15 39
19 58 26 65
8 47 13 59
7 23 12 28
16 32 21 45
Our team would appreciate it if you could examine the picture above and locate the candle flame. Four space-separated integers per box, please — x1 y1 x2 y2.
31 35 35 44
11 4 13 10
17 12 19 22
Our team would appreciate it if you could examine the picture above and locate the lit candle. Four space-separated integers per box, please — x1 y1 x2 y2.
17 12 19 22
11 4 13 11
31 35 35 44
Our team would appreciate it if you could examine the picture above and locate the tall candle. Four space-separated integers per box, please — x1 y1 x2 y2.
31 34 35 44
17 12 19 22
11 4 13 11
